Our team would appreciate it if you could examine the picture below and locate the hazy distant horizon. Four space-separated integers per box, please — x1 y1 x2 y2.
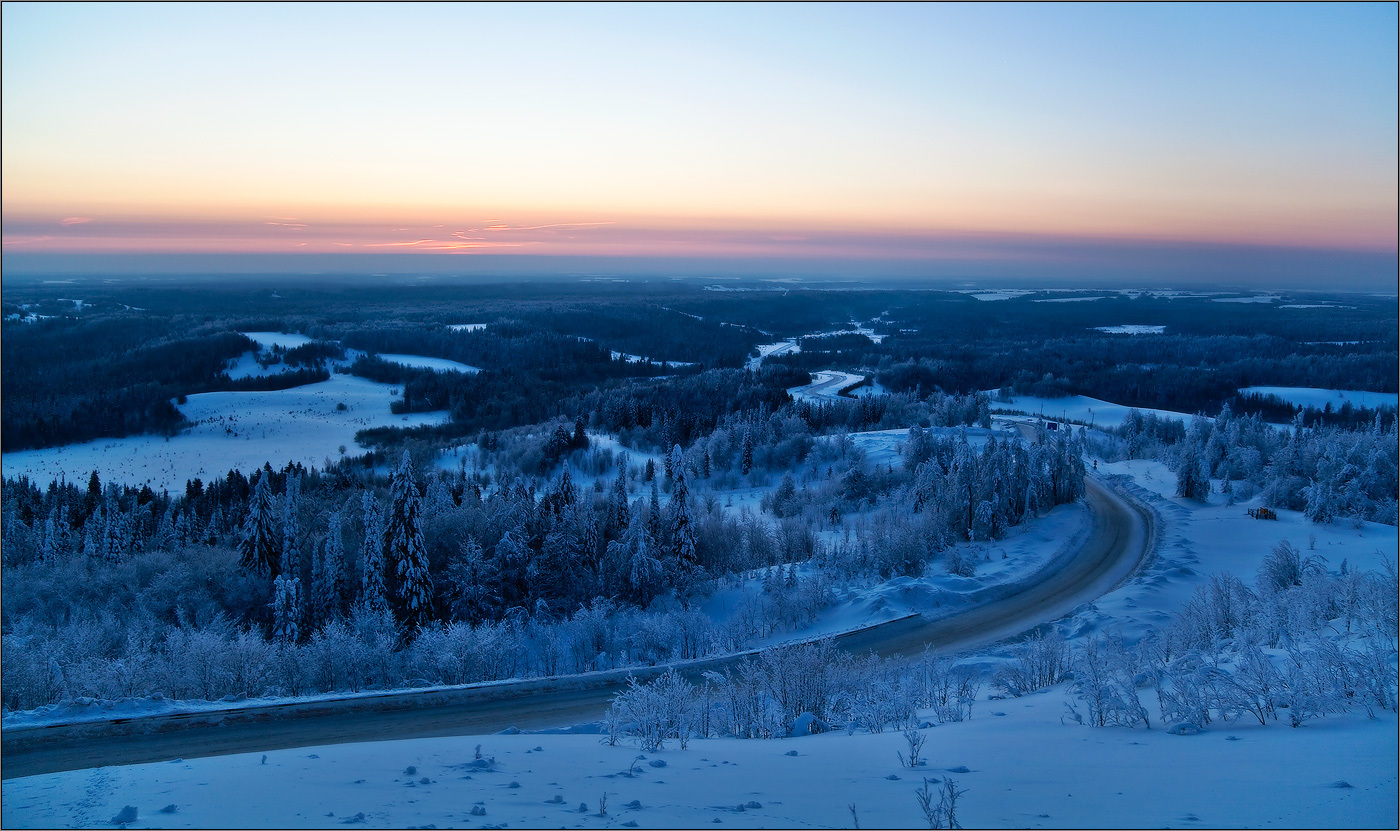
4 240 1396 293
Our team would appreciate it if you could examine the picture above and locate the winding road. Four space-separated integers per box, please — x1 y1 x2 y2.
2 440 1150 781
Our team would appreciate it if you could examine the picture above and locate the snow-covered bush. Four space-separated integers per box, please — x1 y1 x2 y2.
610 669 698 752
991 630 1069 698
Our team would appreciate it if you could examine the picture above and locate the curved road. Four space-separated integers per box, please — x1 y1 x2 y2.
3 452 1150 780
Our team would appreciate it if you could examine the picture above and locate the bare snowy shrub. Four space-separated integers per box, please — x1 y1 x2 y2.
915 776 966 829
1215 642 1283 725
611 669 697 752
897 727 928 768
908 650 979 723
1066 633 1150 728
991 630 1068 697
1149 652 1223 728
1257 540 1325 594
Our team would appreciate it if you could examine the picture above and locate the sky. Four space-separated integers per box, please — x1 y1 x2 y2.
2 2 1396 285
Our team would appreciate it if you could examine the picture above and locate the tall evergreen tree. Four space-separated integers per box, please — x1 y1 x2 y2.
668 469 697 572
385 451 433 630
321 509 346 621
281 473 301 577
239 473 281 577
359 490 387 611
271 574 303 642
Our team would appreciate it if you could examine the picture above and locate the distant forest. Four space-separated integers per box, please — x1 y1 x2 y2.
2 281 1395 453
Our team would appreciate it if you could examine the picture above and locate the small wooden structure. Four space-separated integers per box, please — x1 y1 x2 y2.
1247 507 1278 521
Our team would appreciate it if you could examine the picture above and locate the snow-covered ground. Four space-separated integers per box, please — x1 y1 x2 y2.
4 441 1396 828
966 290 1033 301
378 353 481 374
242 331 316 351
610 351 696 368
747 341 800 369
0 375 449 493
447 323 489 332
1035 296 1105 303
988 394 1199 429
1092 325 1165 335
1238 386 1398 412
8 702 1391 830
787 370 866 402
1211 295 1281 304
1064 458 1398 646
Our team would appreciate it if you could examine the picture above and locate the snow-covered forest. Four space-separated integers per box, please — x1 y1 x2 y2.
2 281 1396 827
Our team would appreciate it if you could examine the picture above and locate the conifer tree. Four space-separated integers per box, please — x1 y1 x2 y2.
385 452 433 630
271 573 303 642
668 469 697 572
281 473 301 577
359 490 387 611
608 470 630 538
321 509 346 620
239 474 281 577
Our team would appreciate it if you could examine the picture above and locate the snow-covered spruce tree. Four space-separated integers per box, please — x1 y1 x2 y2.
668 468 698 574
359 490 387 611
1174 441 1211 501
319 509 346 623
645 482 664 549
385 451 433 631
271 573 303 643
281 472 301 577
239 472 281 577
607 468 630 539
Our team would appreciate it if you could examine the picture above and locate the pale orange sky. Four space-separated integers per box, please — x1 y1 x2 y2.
3 3 1396 261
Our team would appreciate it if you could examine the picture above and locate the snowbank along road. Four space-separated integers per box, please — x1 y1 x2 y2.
2 466 1150 780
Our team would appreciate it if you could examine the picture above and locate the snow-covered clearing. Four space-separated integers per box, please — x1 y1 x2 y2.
447 323 489 332
1211 295 1281 304
747 341 799 369
1092 325 1166 335
1035 296 1105 303
0 375 448 493
787 371 865 403
377 353 481 374
241 331 315 351
989 394 1199 429
609 351 696 368
1238 386 1398 412
966 290 1033 301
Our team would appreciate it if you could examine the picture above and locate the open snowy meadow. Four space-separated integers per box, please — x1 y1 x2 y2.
0 374 448 494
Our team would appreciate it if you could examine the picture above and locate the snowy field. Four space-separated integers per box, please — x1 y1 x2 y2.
1238 386 1398 412
787 371 866 403
610 351 696 368
747 341 799 369
447 323 489 332
1092 325 1166 335
1034 296 1105 303
378 353 481 374
6 704 1392 830
0 375 448 493
1211 295 1281 304
242 331 316 351
988 394 1198 429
